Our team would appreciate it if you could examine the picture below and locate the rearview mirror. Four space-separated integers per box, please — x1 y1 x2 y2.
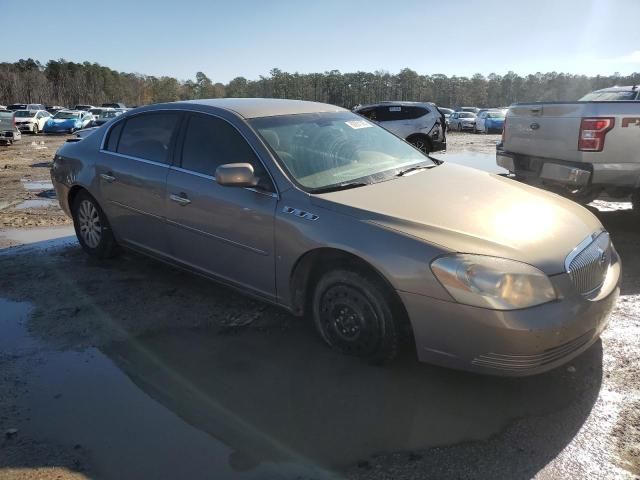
215 163 258 188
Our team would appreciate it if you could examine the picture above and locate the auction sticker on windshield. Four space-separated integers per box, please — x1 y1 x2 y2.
345 120 373 129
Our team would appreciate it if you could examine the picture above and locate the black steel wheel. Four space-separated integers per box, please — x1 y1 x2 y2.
312 270 402 361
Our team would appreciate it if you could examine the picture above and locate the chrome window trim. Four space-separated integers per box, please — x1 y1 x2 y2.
100 150 170 169
564 230 605 274
99 107 280 197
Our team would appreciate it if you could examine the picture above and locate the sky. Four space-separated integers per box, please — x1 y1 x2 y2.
4 0 640 83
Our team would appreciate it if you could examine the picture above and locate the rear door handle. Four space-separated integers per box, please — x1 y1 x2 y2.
100 173 115 183
169 193 191 205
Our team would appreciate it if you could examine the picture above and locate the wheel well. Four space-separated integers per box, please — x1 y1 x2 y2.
406 133 432 145
289 248 412 335
67 185 86 209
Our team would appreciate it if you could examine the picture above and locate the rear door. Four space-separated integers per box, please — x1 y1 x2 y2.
96 111 182 254
165 112 278 298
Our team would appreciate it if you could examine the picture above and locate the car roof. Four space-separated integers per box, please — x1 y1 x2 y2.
358 101 435 109
174 98 346 119
595 85 638 92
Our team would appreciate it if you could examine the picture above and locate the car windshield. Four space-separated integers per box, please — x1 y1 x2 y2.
250 111 432 191
579 90 638 101
14 111 34 118
459 112 475 118
99 111 118 118
487 112 505 118
89 109 103 115
53 112 79 119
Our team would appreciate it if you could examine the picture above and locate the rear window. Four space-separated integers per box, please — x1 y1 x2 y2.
53 112 79 119
579 90 638 101
374 105 429 121
14 111 34 118
116 112 180 164
459 112 475 118
8 104 27 110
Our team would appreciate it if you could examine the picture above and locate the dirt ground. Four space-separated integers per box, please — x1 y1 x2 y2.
0 131 638 479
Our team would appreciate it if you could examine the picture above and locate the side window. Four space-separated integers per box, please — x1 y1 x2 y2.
403 106 429 119
105 121 124 151
181 114 272 190
357 108 377 121
117 112 180 164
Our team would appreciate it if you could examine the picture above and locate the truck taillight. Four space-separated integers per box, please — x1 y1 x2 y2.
578 117 614 152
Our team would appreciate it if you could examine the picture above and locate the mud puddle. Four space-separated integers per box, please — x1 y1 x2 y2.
14 199 58 210
1 297 324 480
21 179 54 191
0 225 76 251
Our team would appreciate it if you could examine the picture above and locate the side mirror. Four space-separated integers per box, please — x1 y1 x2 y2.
215 163 258 188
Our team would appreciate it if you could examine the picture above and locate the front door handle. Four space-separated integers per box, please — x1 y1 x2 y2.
100 173 116 183
169 193 191 206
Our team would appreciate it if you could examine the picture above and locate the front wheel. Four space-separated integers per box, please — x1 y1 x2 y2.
33 124 39 135
72 190 119 258
312 270 403 362
484 124 489 134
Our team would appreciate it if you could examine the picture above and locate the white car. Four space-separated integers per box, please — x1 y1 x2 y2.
353 102 447 153
13 110 51 135
449 111 477 131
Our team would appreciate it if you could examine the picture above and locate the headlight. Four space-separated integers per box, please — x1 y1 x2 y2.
430 254 556 310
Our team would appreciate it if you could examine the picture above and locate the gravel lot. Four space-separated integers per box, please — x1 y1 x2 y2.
0 132 638 479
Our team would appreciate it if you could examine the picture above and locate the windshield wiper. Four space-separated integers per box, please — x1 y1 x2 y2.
395 164 436 177
311 182 369 194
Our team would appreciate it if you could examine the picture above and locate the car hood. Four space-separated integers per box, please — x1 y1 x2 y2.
310 163 603 275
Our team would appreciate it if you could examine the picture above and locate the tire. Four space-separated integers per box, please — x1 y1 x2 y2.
408 135 431 154
33 124 39 135
312 269 403 362
484 124 489 134
71 190 119 258
68 128 76 134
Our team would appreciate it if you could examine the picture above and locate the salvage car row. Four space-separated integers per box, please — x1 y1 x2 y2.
0 103 130 144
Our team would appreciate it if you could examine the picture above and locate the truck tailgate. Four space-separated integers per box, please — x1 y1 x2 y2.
504 104 583 162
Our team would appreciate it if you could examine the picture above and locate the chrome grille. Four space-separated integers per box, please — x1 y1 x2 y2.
566 232 611 296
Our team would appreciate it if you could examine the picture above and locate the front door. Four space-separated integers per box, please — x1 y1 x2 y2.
96 111 182 255
165 113 278 299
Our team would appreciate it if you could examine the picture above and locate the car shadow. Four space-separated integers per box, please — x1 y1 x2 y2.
0 236 607 479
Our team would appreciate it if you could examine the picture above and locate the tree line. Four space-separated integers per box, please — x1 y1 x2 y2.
1 58 638 109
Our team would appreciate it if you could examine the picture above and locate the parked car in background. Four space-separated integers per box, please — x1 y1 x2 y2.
354 101 446 152
46 105 65 115
456 106 479 114
101 102 126 109
475 110 505 133
88 109 121 127
51 98 620 376
449 111 477 131
0 110 21 145
44 110 93 134
88 107 112 119
7 103 46 111
497 85 640 210
13 109 51 134
73 104 94 112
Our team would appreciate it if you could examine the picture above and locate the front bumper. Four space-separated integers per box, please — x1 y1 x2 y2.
16 123 35 132
401 252 620 376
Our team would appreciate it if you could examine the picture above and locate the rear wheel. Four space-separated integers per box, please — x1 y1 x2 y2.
71 190 119 258
312 270 403 362
408 135 431 154
484 124 490 134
